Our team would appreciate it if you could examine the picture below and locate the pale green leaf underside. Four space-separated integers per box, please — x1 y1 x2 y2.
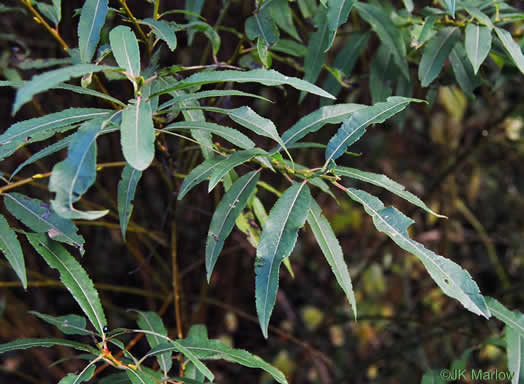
117 164 142 241
78 0 109 63
485 297 524 337
0 338 95 355
506 326 524 384
29 311 91 336
255 183 312 338
109 26 141 78
142 18 177 51
0 214 26 289
26 233 107 336
442 0 455 17
135 311 172 375
344 188 490 319
465 24 492 74
121 98 155 171
157 89 272 111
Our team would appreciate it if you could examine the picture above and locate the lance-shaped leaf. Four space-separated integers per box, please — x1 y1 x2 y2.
418 27 460 87
142 18 177 51
29 311 91 336
506 326 524 384
109 26 141 78
280 103 366 148
0 108 110 147
0 214 26 289
49 119 108 220
307 200 355 318
495 27 524 74
178 158 223 200
4 193 85 251
0 338 95 355
245 6 279 45
153 69 335 100
157 89 271 111
135 311 172 376
208 149 267 192
465 24 492 74
78 0 109 63
117 164 142 241
464 7 494 30
355 3 409 79
26 234 107 335
59 365 96 384
56 83 126 107
126 370 157 384
369 44 396 103
442 0 455 17
269 0 300 41
164 121 255 149
485 297 524 337
206 171 260 281
185 0 205 45
326 0 355 49
450 43 480 98
255 182 312 337
12 65 114 115
121 98 155 171
344 188 490 318
325 97 422 164
334 166 445 217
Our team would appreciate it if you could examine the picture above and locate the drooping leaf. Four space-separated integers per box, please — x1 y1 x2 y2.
157 89 271 111
307 200 356 318
178 158 223 200
58 364 95 384
485 297 524 337
12 65 114 115
326 0 355 49
29 311 91 336
369 44 395 103
334 166 445 217
117 164 142 241
0 214 26 289
418 27 460 87
355 3 409 79
153 69 335 100
49 119 108 220
494 27 524 74
142 18 177 51
255 182 312 337
245 6 279 45
442 0 455 17
257 37 272 68
135 311 172 376
206 171 260 281
109 26 141 78
120 98 155 171
0 338 95 355
185 0 206 45
36 1 60 26
78 0 109 63
280 103 366 148
163 121 255 149
465 24 492 74
185 21 221 56
344 188 491 318
208 149 267 192
4 193 85 251
506 326 524 384
26 234 107 336
269 0 301 41
449 43 480 97
325 97 423 164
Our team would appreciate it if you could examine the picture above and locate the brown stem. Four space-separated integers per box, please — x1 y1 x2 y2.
20 0 69 51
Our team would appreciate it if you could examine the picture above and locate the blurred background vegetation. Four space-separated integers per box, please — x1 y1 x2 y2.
0 0 523 383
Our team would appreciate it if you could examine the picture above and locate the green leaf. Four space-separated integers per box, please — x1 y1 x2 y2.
121 98 155 171
307 200 356 318
326 0 355 48
126 370 156 384
257 38 271 68
135 311 172 376
12 64 114 115
56 83 126 107
142 18 177 51
153 69 335 100
117 164 142 241
344 188 491 319
245 6 279 45
369 45 395 103
206 171 260 281
418 27 460 87
355 3 409 79
464 7 494 30
163 121 255 149
297 0 317 18
506 326 524 384
485 297 524 336
416 15 438 47
0 338 95 355
157 89 271 111
4 193 85 251
26 233 108 336
272 39 307 57
178 158 223 200
58 364 95 384
0 214 26 289
208 149 267 192
280 103 366 148
449 43 480 97
0 108 110 149
29 311 91 336
269 0 301 41
334 166 445 217
78 0 109 63
255 182 312 337
36 2 60 26
185 21 221 56
494 27 524 74
49 119 108 220
442 0 455 17
109 26 141 78
325 97 422 164
465 24 492 74
421 370 446 384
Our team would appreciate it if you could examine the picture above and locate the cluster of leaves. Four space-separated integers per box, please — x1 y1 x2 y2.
0 0 523 382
